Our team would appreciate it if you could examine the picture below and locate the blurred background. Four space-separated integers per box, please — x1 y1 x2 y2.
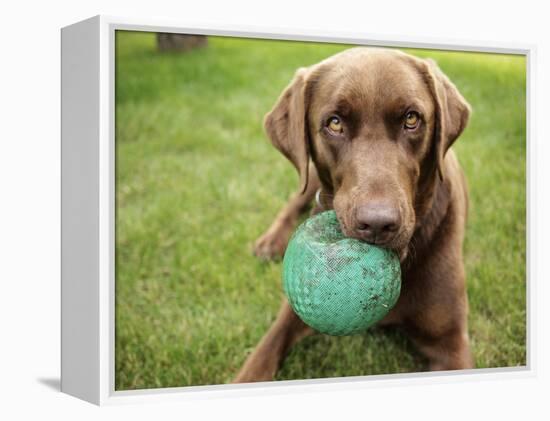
115 31 526 390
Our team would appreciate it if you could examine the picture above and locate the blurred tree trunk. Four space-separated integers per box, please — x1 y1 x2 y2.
156 33 208 52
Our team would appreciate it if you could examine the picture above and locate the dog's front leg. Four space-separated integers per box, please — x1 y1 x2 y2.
234 300 314 383
405 271 473 371
253 165 319 260
411 323 473 371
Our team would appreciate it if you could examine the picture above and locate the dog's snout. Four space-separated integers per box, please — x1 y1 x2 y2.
355 202 401 244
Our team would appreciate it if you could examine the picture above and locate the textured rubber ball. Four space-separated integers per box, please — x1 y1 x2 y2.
282 210 402 336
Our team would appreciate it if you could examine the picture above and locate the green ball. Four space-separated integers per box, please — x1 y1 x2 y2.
282 210 402 336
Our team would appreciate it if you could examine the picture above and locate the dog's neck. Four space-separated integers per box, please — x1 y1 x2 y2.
314 187 331 211
404 175 453 266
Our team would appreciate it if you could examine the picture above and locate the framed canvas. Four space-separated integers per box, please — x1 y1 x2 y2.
61 15 533 405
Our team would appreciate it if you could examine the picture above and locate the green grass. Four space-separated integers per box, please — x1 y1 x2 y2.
114 31 526 390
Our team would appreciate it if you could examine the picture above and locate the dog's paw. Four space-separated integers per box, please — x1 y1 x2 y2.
253 227 291 260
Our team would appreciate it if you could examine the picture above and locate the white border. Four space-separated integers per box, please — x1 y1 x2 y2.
65 14 535 405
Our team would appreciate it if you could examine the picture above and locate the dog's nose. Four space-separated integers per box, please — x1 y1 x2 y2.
355 202 400 244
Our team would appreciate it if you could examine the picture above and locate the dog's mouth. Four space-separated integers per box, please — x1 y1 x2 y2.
335 212 412 262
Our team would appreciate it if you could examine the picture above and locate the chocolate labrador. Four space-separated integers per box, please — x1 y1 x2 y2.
235 48 473 383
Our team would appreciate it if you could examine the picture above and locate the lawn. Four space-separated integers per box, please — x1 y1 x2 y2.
114 31 526 390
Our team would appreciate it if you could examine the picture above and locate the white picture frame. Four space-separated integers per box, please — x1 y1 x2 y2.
61 14 535 406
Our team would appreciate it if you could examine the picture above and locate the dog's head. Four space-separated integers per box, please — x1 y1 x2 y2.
264 48 470 255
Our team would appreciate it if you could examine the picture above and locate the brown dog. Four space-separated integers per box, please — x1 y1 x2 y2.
235 48 473 383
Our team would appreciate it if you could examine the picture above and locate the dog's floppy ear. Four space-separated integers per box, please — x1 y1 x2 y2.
422 59 471 180
264 67 311 193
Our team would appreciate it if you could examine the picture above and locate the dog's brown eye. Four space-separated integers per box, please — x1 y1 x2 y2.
327 116 343 134
404 111 420 129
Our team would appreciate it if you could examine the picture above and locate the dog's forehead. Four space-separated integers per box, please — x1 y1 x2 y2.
312 49 432 110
